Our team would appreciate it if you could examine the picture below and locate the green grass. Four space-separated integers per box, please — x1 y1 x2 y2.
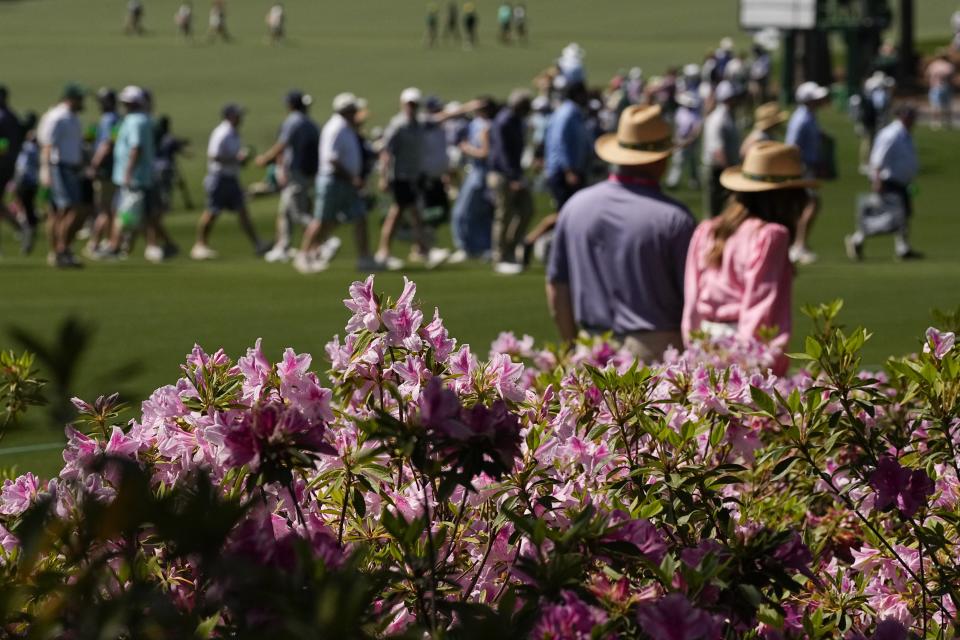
1 0 959 477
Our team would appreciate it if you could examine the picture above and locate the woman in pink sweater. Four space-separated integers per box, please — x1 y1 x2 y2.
682 142 818 374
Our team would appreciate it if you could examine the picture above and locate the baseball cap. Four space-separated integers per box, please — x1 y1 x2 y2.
400 87 422 104
683 63 701 77
720 36 734 51
332 92 359 112
118 85 146 105
97 87 117 105
222 102 245 119
795 81 829 104
62 83 86 101
286 89 313 110
425 95 444 113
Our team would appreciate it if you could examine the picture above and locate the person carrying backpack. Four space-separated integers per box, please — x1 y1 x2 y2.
255 90 321 262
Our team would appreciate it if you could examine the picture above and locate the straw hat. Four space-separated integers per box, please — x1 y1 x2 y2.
752 102 788 131
720 141 819 192
595 104 673 166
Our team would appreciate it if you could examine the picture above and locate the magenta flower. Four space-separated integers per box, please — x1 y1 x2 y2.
343 275 380 333
869 457 934 517
636 593 722 640
531 591 607 640
490 331 535 359
223 401 336 473
772 531 813 577
923 327 955 360
603 511 668 564
0 473 41 516
870 619 908 640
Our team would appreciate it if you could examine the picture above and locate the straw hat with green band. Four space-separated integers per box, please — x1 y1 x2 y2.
720 141 819 193
595 104 674 166
752 101 788 132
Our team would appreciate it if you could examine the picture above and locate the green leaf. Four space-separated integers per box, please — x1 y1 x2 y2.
750 386 777 417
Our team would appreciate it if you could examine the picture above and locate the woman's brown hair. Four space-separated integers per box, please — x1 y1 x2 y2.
707 188 808 267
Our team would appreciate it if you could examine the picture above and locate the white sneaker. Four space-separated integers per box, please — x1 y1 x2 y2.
788 246 818 266
493 261 524 275
356 255 384 272
447 249 469 264
319 236 342 263
375 253 405 271
47 251 57 267
426 247 451 269
293 252 328 274
190 244 218 261
144 245 165 263
264 245 290 263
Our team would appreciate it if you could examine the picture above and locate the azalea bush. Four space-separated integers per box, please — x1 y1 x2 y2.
0 277 957 639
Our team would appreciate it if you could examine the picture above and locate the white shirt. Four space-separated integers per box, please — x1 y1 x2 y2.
41 103 83 166
268 5 284 28
870 119 918 186
701 104 738 167
207 120 242 177
319 113 361 179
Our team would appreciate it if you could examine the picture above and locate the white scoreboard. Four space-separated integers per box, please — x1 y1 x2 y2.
739 0 818 29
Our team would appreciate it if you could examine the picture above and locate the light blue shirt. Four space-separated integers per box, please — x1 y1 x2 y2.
112 112 155 188
870 120 917 186
544 99 588 178
785 105 820 169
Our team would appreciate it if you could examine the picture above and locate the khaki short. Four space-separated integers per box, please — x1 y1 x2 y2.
94 179 117 215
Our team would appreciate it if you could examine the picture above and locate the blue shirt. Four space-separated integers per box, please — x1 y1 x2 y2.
785 105 820 169
547 178 696 334
544 99 588 178
870 120 917 186
488 107 526 181
112 112 155 189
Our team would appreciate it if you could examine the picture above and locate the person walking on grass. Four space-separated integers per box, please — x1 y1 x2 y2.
12 113 40 255
175 2 193 39
683 142 817 375
546 105 695 361
98 86 155 260
785 81 830 265
256 90 320 263
926 53 955 130
38 84 87 268
191 104 266 260
293 93 378 274
0 85 24 252
84 88 120 258
488 89 533 274
375 87 450 270
701 80 740 218
845 105 923 262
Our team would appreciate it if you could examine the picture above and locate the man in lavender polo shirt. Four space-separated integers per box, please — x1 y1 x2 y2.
546 105 695 361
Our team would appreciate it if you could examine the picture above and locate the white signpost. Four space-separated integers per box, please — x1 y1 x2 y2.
739 0 818 30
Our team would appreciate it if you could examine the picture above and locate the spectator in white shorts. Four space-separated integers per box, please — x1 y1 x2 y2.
191 103 266 260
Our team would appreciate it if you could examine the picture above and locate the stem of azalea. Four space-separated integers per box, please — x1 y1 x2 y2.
284 477 305 526
440 490 469 568
915 520 927 638
338 468 352 545
463 523 498 601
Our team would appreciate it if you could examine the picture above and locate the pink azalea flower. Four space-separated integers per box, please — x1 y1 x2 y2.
391 355 430 400
490 331 535 359
486 352 525 402
237 338 273 401
0 473 41 516
382 303 424 351
343 275 380 333
923 327 955 360
636 593 722 640
531 591 607 640
420 308 456 361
